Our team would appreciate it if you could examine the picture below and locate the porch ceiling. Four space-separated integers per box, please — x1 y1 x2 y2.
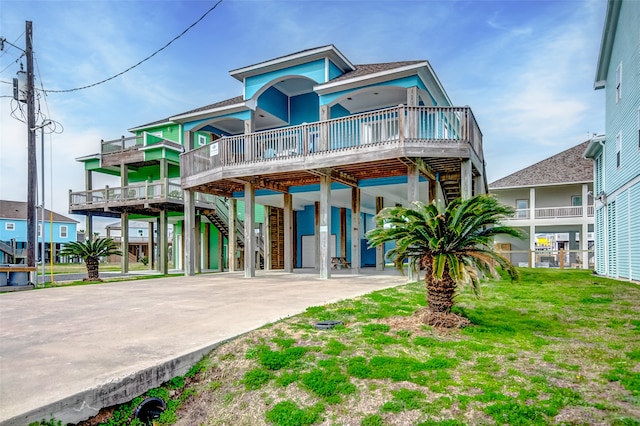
189 155 470 211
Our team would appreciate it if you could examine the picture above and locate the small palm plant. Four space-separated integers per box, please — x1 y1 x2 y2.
366 194 522 327
58 238 122 281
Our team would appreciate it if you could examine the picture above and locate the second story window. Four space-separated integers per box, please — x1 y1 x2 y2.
616 132 622 168
60 225 68 239
615 62 622 104
571 196 582 207
516 199 529 218
198 134 208 146
5 222 15 231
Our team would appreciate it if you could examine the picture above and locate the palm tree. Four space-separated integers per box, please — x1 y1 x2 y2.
58 238 122 281
366 194 522 325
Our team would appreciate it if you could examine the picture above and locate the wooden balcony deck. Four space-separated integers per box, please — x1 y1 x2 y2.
181 106 484 201
100 133 183 168
69 179 215 218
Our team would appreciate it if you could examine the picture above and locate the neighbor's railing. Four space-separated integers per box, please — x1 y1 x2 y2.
100 132 182 155
496 249 595 270
69 178 215 209
181 105 482 177
511 206 595 220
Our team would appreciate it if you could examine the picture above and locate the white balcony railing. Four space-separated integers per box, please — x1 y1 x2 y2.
511 206 595 220
181 105 483 178
69 179 215 210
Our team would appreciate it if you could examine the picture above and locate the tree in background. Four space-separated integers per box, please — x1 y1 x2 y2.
58 238 122 281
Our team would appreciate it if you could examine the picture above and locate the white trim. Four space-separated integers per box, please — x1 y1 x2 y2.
170 102 248 122
616 131 622 168
615 62 622 103
489 180 594 191
75 153 101 162
128 120 173 133
139 141 183 153
5 222 15 231
314 62 428 92
229 45 354 80
60 225 68 238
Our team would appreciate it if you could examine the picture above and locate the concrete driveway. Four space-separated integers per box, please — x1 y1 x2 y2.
0 269 406 425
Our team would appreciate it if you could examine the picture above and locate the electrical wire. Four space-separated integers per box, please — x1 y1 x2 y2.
43 0 224 94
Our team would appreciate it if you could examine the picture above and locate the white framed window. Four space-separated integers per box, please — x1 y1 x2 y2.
571 196 582 206
615 62 622 103
197 134 208 147
616 132 622 168
60 225 68 238
516 199 529 218
5 222 15 231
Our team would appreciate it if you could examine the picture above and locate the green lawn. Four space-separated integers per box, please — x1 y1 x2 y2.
62 269 640 426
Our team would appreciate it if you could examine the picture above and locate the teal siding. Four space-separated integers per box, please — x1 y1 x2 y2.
603 0 640 195
328 60 343 80
595 207 605 274
245 60 325 99
616 192 629 278
630 182 640 280
258 87 289 122
290 92 319 125
608 201 617 277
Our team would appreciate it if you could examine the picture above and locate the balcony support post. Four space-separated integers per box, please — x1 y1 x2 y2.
406 87 418 139
148 221 155 271
184 189 196 276
529 188 536 267
319 105 330 151
351 187 361 275
217 224 224 272
407 165 420 282
121 212 129 273
158 211 168 275
195 212 202 274
460 160 472 200
264 206 272 271
85 170 93 242
244 182 256 278
376 196 384 271
229 199 237 272
339 208 347 260
319 175 331 279
284 193 293 272
314 202 320 268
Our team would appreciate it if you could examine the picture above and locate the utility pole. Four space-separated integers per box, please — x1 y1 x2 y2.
26 20 36 268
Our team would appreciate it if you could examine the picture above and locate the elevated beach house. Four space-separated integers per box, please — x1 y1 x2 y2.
70 45 487 278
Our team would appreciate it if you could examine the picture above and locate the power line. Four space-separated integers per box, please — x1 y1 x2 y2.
43 0 224 94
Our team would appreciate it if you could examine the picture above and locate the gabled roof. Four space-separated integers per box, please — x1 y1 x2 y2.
594 0 622 89
0 200 78 223
489 141 593 189
229 45 355 81
171 96 244 119
327 61 425 83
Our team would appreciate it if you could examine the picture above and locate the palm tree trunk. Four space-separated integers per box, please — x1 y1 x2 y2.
424 257 456 314
85 256 100 280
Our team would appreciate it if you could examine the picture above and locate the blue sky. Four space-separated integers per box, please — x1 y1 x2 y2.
1 0 605 231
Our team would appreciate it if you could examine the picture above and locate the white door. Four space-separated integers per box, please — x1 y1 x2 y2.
301 234 336 268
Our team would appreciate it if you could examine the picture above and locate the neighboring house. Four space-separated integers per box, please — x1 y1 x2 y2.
0 200 78 264
70 45 487 278
490 142 594 269
585 0 640 281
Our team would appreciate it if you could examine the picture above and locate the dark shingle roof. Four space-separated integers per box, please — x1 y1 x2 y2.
328 61 425 84
0 200 78 223
172 95 244 117
489 141 593 189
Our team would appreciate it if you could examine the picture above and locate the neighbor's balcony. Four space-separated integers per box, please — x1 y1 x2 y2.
181 105 483 187
511 206 595 221
69 178 215 216
100 132 183 167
